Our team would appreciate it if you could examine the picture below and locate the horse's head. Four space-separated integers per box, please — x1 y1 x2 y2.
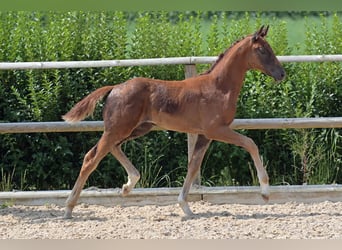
247 25 286 82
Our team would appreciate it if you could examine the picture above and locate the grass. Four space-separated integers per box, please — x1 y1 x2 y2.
0 167 15 191
0 167 28 191
0 200 14 209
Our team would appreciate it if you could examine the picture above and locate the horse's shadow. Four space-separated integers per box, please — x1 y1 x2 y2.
0 205 108 224
3 204 342 223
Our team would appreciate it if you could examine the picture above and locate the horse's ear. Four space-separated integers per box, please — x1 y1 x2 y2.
261 25 269 37
252 25 269 42
252 25 264 42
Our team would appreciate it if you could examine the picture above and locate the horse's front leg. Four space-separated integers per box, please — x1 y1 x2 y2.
178 135 211 216
206 126 270 202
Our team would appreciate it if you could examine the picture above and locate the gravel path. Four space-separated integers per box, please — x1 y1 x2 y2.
1 201 342 239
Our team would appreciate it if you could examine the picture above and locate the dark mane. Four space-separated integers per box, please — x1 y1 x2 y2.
200 37 245 75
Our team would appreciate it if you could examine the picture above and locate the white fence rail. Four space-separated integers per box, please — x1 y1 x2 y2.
0 54 341 197
3 185 342 206
1 117 342 134
0 55 341 70
0 54 341 134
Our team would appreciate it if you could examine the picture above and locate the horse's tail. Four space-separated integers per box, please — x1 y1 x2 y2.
62 86 114 123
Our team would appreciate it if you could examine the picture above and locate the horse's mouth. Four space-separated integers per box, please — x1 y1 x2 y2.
271 68 286 82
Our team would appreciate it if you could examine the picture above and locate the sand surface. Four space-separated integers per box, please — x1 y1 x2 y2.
1 201 342 239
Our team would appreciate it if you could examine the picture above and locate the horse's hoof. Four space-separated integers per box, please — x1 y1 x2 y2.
63 210 73 219
121 184 131 196
179 201 195 217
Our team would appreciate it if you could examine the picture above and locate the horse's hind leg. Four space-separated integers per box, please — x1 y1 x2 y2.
110 122 153 196
111 145 140 196
178 135 211 216
64 132 112 219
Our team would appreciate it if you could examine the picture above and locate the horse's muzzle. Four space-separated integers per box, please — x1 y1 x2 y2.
272 67 286 82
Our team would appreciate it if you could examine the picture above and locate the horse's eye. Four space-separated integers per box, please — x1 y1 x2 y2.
258 47 266 54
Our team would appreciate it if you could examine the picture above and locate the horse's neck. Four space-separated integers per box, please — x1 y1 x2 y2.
210 47 249 94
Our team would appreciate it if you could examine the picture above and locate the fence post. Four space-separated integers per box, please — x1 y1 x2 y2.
184 64 201 186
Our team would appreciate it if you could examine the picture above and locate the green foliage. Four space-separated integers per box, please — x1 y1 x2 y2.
0 11 341 191
1 167 15 191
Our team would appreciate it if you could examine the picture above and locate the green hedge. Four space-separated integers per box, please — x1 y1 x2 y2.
0 11 341 191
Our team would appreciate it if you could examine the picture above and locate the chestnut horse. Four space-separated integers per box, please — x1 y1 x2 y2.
62 25 285 218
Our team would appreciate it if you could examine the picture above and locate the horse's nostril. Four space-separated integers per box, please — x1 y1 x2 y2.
281 71 286 78
278 69 286 80
274 70 285 81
